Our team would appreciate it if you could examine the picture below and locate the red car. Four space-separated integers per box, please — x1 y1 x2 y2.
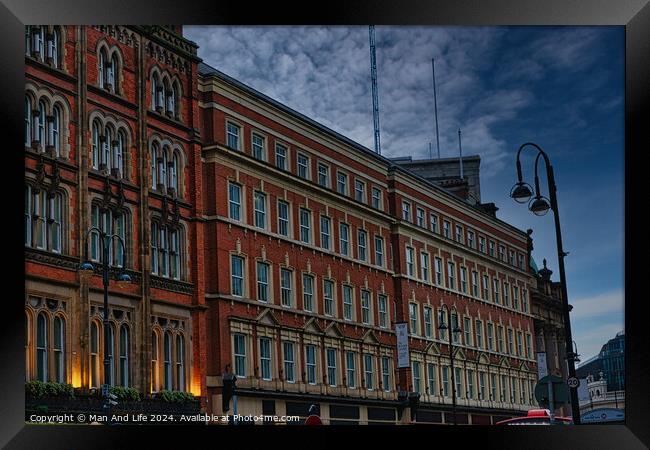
495 409 573 425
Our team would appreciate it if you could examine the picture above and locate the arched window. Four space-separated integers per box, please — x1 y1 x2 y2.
109 54 118 92
151 74 158 110
151 331 159 392
25 26 31 56
169 229 180 280
157 147 168 191
90 321 99 388
102 127 112 169
119 324 129 387
175 334 185 391
163 332 172 390
90 204 128 267
150 143 158 189
98 48 107 89
114 212 126 267
115 130 126 178
49 28 59 68
169 152 178 195
36 313 48 381
51 105 61 156
33 27 45 61
49 192 62 253
91 120 100 169
25 186 62 253
25 96 32 146
151 222 159 275
159 226 168 277
151 222 183 280
37 100 46 146
107 323 115 386
53 316 65 383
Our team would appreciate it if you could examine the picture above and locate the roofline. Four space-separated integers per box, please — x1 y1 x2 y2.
198 61 528 240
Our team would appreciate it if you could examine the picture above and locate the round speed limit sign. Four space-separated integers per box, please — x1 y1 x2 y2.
567 377 580 388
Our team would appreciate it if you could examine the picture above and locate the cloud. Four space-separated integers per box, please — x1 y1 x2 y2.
570 289 624 320
574 322 624 363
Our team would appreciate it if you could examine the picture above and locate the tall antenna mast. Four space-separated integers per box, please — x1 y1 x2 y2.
369 25 381 155
432 58 441 159
458 128 464 179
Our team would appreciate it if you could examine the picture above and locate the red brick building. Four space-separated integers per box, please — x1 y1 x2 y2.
25 25 538 424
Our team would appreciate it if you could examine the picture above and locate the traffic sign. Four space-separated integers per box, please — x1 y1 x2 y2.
567 377 580 389
534 375 570 408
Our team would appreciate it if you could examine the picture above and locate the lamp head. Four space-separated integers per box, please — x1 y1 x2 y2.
78 261 95 280
116 272 131 288
510 182 533 204
529 196 551 216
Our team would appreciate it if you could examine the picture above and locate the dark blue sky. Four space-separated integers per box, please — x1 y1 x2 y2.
186 26 625 361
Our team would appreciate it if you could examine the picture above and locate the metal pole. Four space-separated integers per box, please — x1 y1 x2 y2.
448 309 457 425
102 233 111 423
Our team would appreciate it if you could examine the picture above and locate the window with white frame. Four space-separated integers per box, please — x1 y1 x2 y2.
499 245 505 261
374 236 384 267
409 303 418 335
226 122 240 150
355 179 365 202
455 225 463 243
252 133 265 160
25 186 63 254
467 369 475 399
259 337 272 380
233 333 246 377
479 236 486 253
435 257 443 285
228 182 242 221
283 342 295 382
420 252 430 282
231 255 244 297
275 143 288 171
402 201 411 221
487 323 494 351
256 261 269 302
493 278 500 304
326 347 337 386
467 230 475 248
471 271 479 297
339 223 350 256
280 268 293 307
460 267 467 294
517 331 523 356
522 289 528 313
526 333 533 359
519 253 525 270
513 286 520 310
382 357 390 391
297 152 310 180
378 294 388 328
509 250 515 266
357 229 367 261
405 246 415 277
336 171 348 195
504 282 510 307
475 320 483 349
427 363 437 396
364 354 374 390
277 200 289 237
497 326 505 353
424 306 432 338
455 367 463 398
150 222 181 280
451 312 460 344
361 289 371 325
324 279 335 316
416 208 425 227
443 220 451 238
371 187 382 209
430 214 438 233
346 351 357 388
482 275 490 301
479 371 487 401
447 261 456 290
317 163 329 187
464 317 472 346
441 366 450 397
91 204 127 268
491 373 498 401
412 361 422 393
254 191 266 229
489 240 495 257
299 208 311 243
343 285 353 321
320 216 331 250
305 344 317 385
302 274 314 312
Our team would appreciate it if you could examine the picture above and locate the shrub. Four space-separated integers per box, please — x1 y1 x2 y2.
157 390 196 404
26 381 74 399
108 386 141 402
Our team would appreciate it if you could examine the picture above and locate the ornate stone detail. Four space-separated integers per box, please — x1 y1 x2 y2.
92 25 138 48
25 248 79 270
150 275 194 295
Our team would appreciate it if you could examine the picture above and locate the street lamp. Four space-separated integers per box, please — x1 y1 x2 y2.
438 305 462 425
78 226 130 420
510 142 581 425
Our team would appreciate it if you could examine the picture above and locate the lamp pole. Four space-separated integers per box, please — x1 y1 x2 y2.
79 226 130 423
510 142 581 425
439 305 461 425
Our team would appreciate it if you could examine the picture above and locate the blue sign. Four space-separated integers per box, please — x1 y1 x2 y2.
581 408 625 423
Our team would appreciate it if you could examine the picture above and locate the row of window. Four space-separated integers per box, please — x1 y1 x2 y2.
404 246 529 313
150 71 181 119
228 182 387 268
232 333 392 391
401 200 527 271
230 254 391 326
25 186 63 253
24 95 65 157
408 304 534 360
411 360 537 405
225 121 385 210
25 26 62 69
150 329 187 392
25 310 66 383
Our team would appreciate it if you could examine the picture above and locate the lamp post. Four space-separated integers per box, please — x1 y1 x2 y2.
438 305 462 425
78 226 131 421
510 142 581 424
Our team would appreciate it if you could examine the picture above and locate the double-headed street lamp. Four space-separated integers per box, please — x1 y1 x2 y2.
510 142 581 425
438 304 462 425
78 226 131 416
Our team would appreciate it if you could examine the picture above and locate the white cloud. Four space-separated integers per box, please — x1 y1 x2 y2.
570 289 624 320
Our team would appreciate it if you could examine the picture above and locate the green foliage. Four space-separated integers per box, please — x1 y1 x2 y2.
157 390 196 404
108 386 141 402
25 380 74 399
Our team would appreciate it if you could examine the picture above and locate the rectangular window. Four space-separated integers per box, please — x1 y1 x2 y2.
406 247 415 277
522 289 528 313
252 133 265 160
343 285 353 321
402 201 411 221
517 331 523 356
382 357 390 391
361 289 371 324
460 267 467 294
336 172 348 195
256 261 269 302
364 355 374 390
228 182 241 221
424 306 432 338
471 271 479 297
489 240 495 257
443 220 450 238
493 279 500 304
487 323 494 351
357 229 367 261
455 225 463 243
226 122 240 150
233 334 246 377
412 361 421 394
297 152 310 179
482 275 489 301
277 200 289 237
378 294 388 328
447 261 455 290
275 143 288 171
455 367 463 398
416 208 425 227
371 187 382 209
442 366 449 397
303 274 314 312
231 255 244 297
254 191 266 229
326 348 337 386
283 342 295 382
491 374 498 401
430 214 438 233
501 376 509 402
427 363 437 396
452 313 460 344
299 208 311 243
420 252 430 282
305 345 316 385
468 369 475 399
526 334 533 359
281 268 293 307
504 282 510 307
479 372 486 401
467 230 475 248
339 223 350 256
479 236 486 253
519 254 525 270
346 352 356 388
355 179 365 202
509 250 515 265
259 338 272 381
409 303 418 335
435 257 443 285
513 286 520 310
374 236 384 267
499 245 505 261
475 320 483 349
498 326 505 353
438 309 447 341
320 216 331 250
464 317 472 346
317 163 329 187
324 280 334 316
